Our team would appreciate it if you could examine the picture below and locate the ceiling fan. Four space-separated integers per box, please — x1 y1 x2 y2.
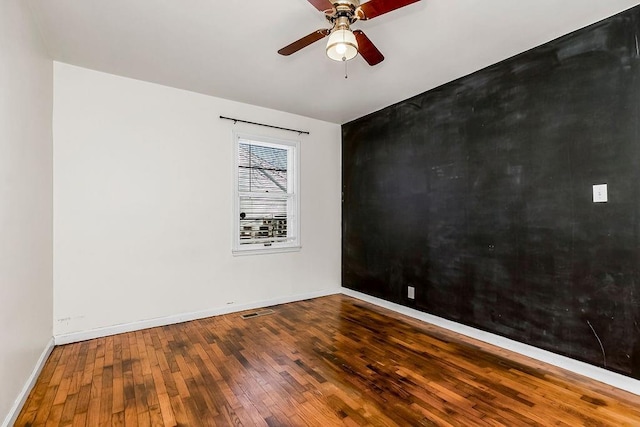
278 0 420 66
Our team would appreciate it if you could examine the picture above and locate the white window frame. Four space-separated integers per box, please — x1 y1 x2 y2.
232 132 301 255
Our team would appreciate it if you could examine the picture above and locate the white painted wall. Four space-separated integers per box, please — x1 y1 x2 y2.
0 0 53 424
53 63 342 337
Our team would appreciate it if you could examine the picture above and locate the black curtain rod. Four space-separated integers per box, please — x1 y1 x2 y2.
219 116 310 135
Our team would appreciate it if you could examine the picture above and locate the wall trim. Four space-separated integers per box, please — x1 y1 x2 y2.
2 338 55 427
54 288 341 345
341 288 640 396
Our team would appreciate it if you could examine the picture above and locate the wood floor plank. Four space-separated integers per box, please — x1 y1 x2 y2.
14 295 640 426
156 393 177 426
123 397 137 427
84 395 100 426
167 393 189 426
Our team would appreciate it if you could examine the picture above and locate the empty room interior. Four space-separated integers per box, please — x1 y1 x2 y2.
3 0 640 425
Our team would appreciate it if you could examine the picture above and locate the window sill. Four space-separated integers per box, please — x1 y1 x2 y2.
232 245 301 256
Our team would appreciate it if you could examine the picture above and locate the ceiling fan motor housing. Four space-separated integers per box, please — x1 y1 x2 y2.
325 0 361 26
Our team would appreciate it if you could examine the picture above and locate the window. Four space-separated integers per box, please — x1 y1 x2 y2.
233 133 300 254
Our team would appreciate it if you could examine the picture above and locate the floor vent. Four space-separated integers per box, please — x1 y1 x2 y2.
240 309 275 319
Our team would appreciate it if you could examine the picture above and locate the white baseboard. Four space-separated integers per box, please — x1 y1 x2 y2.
2 337 55 427
341 288 640 396
54 288 341 345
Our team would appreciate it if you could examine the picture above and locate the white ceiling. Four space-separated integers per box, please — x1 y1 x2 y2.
27 0 640 124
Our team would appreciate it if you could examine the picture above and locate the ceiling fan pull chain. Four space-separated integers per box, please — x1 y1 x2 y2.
344 57 348 79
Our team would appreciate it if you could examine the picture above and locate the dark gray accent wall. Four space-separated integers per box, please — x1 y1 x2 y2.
342 6 640 378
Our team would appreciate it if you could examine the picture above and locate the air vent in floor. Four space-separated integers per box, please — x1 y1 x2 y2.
240 309 275 319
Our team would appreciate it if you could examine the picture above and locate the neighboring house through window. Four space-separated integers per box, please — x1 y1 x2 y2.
233 133 300 254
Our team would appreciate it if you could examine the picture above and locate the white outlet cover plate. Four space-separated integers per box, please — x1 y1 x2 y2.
408 286 415 299
593 184 608 203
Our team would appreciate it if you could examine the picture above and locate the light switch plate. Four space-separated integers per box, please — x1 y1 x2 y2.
593 184 608 203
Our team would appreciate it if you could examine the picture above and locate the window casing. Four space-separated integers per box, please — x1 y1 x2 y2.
233 133 300 255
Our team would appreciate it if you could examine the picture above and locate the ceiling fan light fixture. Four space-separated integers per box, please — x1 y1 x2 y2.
326 28 358 61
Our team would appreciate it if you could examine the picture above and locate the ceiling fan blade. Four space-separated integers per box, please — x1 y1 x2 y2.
353 30 384 66
306 0 334 12
278 29 331 56
358 0 420 20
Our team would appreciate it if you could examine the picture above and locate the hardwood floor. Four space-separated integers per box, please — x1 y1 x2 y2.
15 294 640 426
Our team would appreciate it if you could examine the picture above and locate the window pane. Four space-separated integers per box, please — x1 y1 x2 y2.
239 196 291 244
238 142 288 193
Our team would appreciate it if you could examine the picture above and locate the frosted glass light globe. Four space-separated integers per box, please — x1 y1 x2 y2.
326 29 358 61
